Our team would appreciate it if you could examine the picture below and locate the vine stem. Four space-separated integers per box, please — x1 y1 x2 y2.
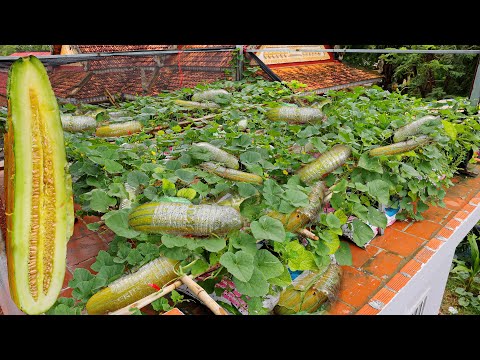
298 228 319 241
149 114 217 133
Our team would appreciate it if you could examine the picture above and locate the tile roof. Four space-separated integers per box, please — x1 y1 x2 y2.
77 45 172 53
270 62 383 93
0 72 7 106
0 46 236 105
150 67 228 93
9 52 50 57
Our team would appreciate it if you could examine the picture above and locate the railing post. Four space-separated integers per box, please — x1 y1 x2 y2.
235 45 244 81
470 55 480 107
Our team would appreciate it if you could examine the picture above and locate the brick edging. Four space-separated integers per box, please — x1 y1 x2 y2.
356 190 480 315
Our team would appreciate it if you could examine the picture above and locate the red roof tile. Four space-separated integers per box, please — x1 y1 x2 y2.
9 52 50 57
271 62 383 93
150 67 228 93
77 45 172 53
48 68 90 98
0 72 8 106
163 45 235 69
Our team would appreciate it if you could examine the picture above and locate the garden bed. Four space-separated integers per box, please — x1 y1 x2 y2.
1 62 479 315
1 165 479 314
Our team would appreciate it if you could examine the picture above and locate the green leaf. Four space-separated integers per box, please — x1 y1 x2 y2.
162 178 176 196
152 297 173 312
87 222 101 231
352 220 375 248
230 231 258 255
246 297 269 315
96 264 125 286
319 230 340 254
175 169 196 183
268 266 292 287
237 183 258 198
161 234 189 248
416 200 429 213
176 188 197 200
46 303 82 315
219 250 255 282
442 120 457 140
335 241 352 266
126 249 144 266
367 179 390 205
90 250 115 272
401 164 420 178
107 183 129 199
127 170 149 188
282 189 309 207
160 246 191 260
354 182 369 192
458 297 469 307
136 243 160 259
144 186 159 200
170 290 184 305
104 159 124 174
89 189 116 213
334 209 348 224
352 203 369 222
358 153 383 174
330 192 345 209
285 240 318 271
332 179 348 193
165 160 182 171
128 307 144 315
367 206 388 229
250 216 286 243
190 259 210 276
190 181 209 197
326 213 342 228
233 268 269 297
71 281 96 303
254 249 284 280
240 151 262 164
239 196 266 221
68 268 94 288
103 210 141 238
187 237 227 252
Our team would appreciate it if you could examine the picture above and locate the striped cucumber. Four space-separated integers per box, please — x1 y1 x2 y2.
193 142 239 169
108 110 131 119
95 121 143 137
85 256 179 314
267 181 325 232
200 162 263 185
369 135 431 157
174 99 220 109
61 115 97 132
266 107 324 124
191 89 231 104
274 263 342 315
393 115 440 142
296 144 351 184
128 202 242 236
285 181 325 232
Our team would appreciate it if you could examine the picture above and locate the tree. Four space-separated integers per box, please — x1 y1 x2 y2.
0 45 50 56
339 45 480 99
